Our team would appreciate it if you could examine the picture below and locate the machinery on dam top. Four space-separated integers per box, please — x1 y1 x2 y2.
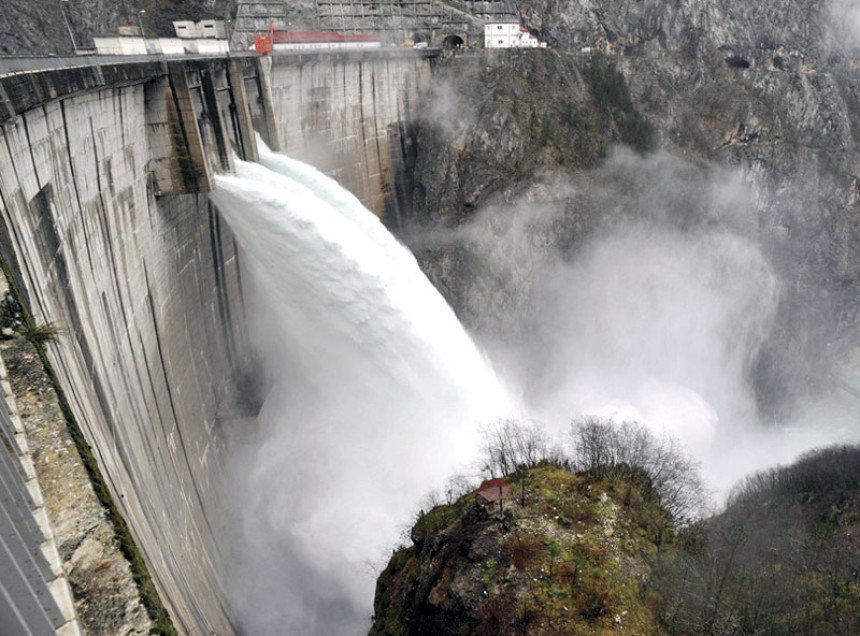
253 20 383 54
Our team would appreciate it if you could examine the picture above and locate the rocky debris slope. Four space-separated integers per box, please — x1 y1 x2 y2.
0 327 153 633
371 464 672 636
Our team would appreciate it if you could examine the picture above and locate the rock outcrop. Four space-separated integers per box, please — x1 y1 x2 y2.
371 449 860 636
371 464 672 636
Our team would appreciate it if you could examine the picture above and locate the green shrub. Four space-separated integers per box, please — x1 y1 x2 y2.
17 321 61 346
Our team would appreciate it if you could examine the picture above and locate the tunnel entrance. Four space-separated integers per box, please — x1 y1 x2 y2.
443 34 465 51
725 56 751 69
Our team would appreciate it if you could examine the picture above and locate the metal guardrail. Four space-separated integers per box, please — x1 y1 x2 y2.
0 53 246 77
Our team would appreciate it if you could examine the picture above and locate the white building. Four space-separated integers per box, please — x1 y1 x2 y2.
173 20 227 39
186 39 230 55
93 36 229 56
93 37 148 55
484 23 547 48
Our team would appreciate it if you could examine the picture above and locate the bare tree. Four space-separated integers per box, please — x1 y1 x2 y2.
444 473 478 504
569 416 708 525
478 418 550 478
653 443 860 636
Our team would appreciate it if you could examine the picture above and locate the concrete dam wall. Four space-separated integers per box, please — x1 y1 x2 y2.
0 50 431 634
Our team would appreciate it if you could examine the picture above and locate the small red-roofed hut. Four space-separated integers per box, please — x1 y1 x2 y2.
477 478 511 516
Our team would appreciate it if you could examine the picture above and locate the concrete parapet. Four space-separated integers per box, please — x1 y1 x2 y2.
0 61 166 123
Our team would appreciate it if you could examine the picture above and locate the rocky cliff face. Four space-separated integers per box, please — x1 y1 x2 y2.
400 0 860 416
371 465 672 636
0 0 236 55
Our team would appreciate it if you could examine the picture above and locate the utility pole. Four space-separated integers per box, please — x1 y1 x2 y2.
60 0 77 53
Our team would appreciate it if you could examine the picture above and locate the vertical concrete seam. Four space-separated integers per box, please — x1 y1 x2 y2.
141 264 220 549
254 56 280 151
59 100 94 272
21 112 43 191
231 234 248 328
167 64 213 193
88 116 103 199
0 146 30 312
199 63 234 173
1 127 47 321
226 60 259 162
117 87 126 149
207 201 236 373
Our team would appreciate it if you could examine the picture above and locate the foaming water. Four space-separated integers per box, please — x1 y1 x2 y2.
211 157 507 635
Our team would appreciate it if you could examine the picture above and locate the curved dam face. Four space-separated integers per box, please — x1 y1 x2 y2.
0 51 430 634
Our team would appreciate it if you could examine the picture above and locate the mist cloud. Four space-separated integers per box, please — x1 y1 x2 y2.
826 0 860 50
412 147 860 495
212 141 860 634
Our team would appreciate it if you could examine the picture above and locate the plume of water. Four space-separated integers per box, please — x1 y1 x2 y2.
210 156 507 635
521 227 781 460
412 147 860 499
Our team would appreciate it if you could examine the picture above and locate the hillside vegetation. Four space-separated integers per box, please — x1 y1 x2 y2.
371 463 673 636
655 445 860 635
371 421 860 636
371 418 698 635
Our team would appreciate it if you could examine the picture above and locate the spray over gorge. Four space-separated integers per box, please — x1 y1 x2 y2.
210 136 860 634
407 133 860 489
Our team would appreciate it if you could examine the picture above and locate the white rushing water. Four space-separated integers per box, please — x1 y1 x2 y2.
210 151 508 635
